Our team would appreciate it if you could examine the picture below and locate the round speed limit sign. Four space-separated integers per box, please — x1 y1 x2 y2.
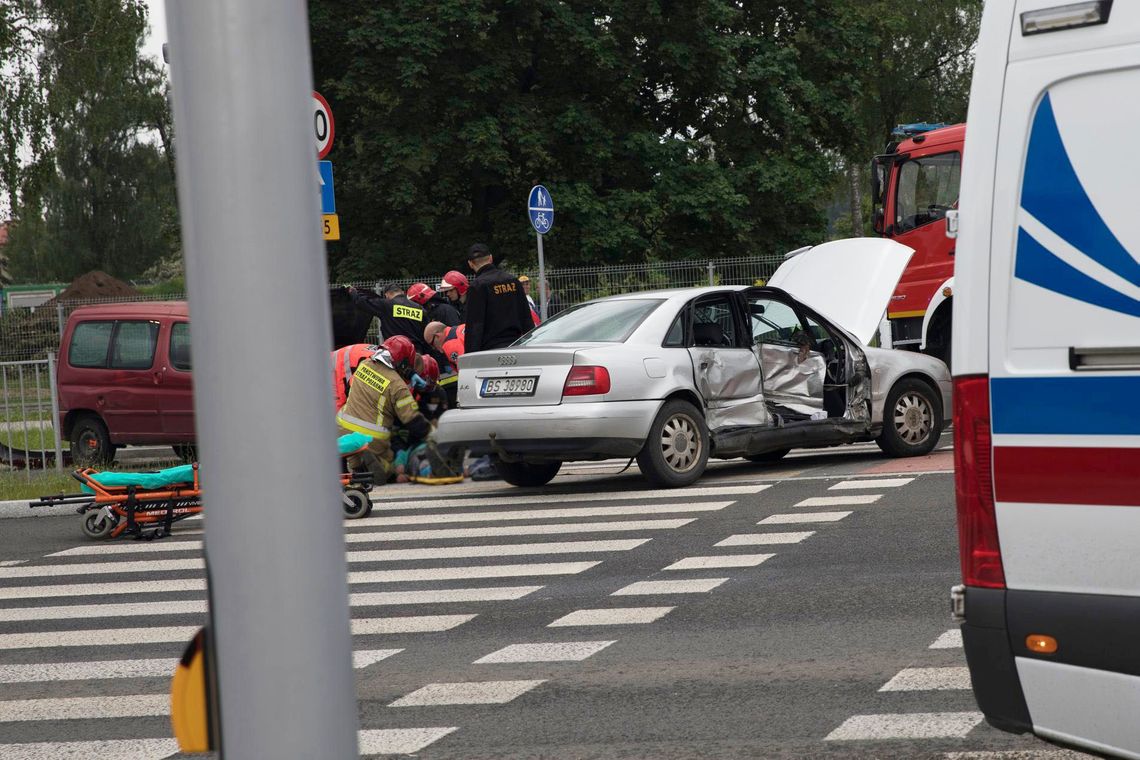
313 91 335 159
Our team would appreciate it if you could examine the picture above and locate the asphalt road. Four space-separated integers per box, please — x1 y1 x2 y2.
0 433 1094 759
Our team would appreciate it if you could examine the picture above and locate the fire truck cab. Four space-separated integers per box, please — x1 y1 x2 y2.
953 1 1140 757
872 123 964 367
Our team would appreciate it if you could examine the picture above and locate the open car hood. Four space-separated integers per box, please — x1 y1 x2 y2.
766 238 915 345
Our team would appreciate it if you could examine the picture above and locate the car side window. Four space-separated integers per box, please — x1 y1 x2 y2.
170 322 192 371
749 298 804 346
663 310 686 347
68 321 115 368
110 321 159 369
691 296 738 348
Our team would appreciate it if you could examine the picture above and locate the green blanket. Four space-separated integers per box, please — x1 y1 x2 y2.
83 464 196 493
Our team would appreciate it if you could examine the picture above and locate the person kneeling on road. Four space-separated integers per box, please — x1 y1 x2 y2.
336 335 432 485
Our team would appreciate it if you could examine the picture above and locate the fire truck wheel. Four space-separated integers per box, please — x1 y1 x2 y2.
342 488 372 519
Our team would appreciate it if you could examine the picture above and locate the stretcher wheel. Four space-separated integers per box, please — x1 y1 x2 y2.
81 511 117 540
342 488 372 520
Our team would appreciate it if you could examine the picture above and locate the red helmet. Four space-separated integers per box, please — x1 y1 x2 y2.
440 270 469 296
419 355 440 385
381 335 416 372
406 282 435 305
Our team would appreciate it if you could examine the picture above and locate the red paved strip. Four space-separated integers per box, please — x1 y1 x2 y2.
862 450 953 474
994 446 1140 506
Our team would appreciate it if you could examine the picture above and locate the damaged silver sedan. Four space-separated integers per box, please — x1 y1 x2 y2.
435 238 951 488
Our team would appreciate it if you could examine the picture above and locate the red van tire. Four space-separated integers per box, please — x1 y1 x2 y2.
70 415 114 465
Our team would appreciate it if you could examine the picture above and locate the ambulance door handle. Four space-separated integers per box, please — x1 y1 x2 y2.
1069 346 1140 371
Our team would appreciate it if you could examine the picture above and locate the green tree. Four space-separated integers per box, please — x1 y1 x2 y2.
1 0 178 282
310 1 881 278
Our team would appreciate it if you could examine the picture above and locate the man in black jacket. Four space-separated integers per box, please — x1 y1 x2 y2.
349 282 435 357
463 243 535 353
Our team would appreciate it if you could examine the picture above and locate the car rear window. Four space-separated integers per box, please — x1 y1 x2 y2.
516 299 663 345
68 321 115 367
110 321 159 369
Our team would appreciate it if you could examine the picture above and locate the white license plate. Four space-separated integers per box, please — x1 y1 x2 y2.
480 376 538 397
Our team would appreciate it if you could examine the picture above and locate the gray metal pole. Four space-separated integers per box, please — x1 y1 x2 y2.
537 234 548 321
55 303 65 346
164 2 358 758
707 261 715 286
47 352 63 472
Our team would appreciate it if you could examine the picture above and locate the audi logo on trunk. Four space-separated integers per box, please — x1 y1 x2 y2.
497 355 517 366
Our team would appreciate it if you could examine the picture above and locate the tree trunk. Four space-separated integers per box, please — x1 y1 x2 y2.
847 161 863 236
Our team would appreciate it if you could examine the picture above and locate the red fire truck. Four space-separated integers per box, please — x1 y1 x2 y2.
870 122 964 367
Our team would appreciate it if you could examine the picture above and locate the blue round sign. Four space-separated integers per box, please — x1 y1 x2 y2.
528 185 554 235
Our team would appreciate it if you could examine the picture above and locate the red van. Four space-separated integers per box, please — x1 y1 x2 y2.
57 302 194 463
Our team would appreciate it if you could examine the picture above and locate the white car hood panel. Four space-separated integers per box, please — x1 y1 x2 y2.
766 238 914 345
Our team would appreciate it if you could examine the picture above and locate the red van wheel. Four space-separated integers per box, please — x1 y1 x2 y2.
70 415 114 465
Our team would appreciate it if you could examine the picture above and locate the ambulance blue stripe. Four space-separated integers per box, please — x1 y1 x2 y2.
1015 228 1140 319
1021 92 1140 287
991 376 1140 435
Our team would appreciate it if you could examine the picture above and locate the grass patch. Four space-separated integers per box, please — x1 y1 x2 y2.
1 427 58 451
0 469 81 501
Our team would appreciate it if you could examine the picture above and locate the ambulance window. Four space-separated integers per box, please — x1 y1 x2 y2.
895 152 960 232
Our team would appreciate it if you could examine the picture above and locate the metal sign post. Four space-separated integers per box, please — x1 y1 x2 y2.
528 185 554 320
165 1 358 757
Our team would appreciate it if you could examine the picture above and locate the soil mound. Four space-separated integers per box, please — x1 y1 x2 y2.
53 271 140 302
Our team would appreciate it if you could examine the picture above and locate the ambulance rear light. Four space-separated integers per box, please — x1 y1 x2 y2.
563 366 611 397
1021 2 1112 36
954 375 1005 589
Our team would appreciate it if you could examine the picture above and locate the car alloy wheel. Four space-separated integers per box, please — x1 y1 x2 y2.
893 391 933 445
660 411 702 473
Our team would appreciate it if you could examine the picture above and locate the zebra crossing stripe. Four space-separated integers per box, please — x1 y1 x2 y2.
358 728 459 754
0 739 179 759
0 557 204 579
351 615 474 634
825 712 984 740
611 578 727 595
373 484 767 511
0 694 169 721
930 629 964 649
548 607 674 627
0 599 206 622
829 478 913 490
347 501 737 528
879 667 972 691
795 495 881 508
348 561 599 584
345 538 649 563
390 680 545 707
664 554 774 571
473 641 616 664
758 512 852 525
715 532 813 546
0 578 205 601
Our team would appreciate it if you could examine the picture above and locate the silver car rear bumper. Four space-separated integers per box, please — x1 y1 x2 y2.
435 399 661 461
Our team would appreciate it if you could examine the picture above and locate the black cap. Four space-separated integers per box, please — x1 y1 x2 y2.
375 281 402 296
467 243 490 259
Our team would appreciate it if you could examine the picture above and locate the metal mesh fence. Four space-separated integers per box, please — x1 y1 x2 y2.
0 357 62 476
0 254 785 362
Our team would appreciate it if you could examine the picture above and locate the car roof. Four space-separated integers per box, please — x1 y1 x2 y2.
68 300 189 319
595 285 747 305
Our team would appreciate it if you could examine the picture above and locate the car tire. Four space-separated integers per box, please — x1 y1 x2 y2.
636 399 709 488
70 415 114 466
494 460 562 488
745 448 790 464
876 378 942 457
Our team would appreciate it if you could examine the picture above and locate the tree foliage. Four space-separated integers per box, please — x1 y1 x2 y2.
0 0 177 283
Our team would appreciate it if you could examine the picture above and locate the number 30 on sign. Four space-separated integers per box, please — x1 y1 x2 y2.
322 214 340 241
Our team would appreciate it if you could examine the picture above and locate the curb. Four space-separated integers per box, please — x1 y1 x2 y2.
0 499 78 520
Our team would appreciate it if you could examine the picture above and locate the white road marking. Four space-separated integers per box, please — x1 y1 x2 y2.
0 557 204 579
348 501 737 528
474 641 616 664
389 680 546 707
0 625 198 651
943 751 1092 759
0 658 177 683
0 694 169 722
374 484 767 511
825 712 984 740
350 586 542 606
349 561 599 584
548 607 674 627
358 728 459 754
795 495 881 507
664 554 774 571
0 599 206 622
880 667 972 691
345 538 649 563
354 649 403 668
829 478 914 490
0 739 179 759
758 511 852 525
0 578 206 601
930 629 964 649
0 560 27 567
351 615 474 634
611 578 727 595
49 518 698 556
715 532 813 546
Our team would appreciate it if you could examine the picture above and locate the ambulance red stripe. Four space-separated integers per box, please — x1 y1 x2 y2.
993 446 1140 506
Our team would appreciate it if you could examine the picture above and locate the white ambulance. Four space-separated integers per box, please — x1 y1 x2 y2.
952 2 1140 757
